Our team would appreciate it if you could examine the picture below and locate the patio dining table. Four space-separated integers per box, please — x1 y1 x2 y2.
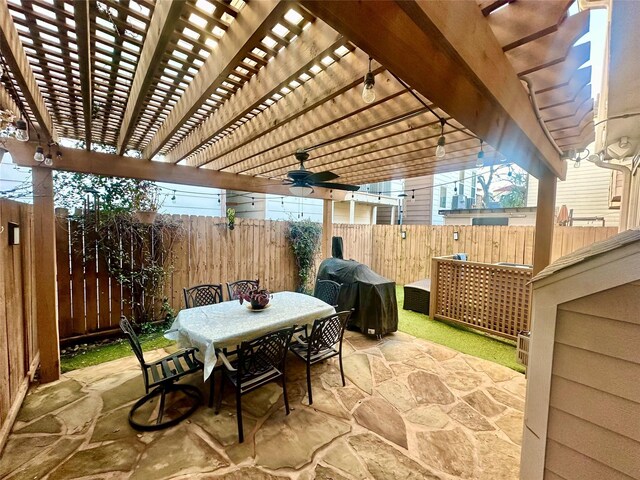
166 291 335 379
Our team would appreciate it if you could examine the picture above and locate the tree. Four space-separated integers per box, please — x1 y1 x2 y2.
476 163 527 208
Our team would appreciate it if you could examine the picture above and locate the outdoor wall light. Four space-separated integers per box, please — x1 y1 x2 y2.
453 231 459 241
362 57 376 104
476 139 485 167
14 119 28 142
436 118 446 158
8 222 19 245
33 146 44 162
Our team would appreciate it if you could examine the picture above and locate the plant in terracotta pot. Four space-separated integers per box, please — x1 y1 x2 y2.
238 284 272 310
226 207 236 230
132 181 161 224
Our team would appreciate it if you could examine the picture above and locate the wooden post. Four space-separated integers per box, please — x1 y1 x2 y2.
533 167 557 276
32 167 60 382
322 199 333 259
348 199 355 224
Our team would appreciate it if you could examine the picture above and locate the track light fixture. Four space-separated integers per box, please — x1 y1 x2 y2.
362 57 376 104
476 139 485 167
436 118 446 159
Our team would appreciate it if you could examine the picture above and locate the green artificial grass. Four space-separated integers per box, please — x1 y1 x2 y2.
396 286 525 373
60 331 174 373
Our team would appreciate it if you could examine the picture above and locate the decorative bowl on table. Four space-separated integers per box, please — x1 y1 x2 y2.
239 286 272 310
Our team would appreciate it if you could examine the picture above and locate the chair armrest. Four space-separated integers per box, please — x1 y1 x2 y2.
217 351 237 371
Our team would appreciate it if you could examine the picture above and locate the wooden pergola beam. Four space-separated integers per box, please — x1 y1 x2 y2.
0 0 58 142
0 83 20 117
300 0 565 179
74 0 93 150
116 0 186 155
167 20 343 164
142 0 287 160
7 140 344 200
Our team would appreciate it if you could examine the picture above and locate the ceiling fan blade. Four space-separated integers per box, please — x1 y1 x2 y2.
305 171 339 183
314 182 360 192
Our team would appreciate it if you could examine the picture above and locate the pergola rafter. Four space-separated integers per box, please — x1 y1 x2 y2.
74 0 93 150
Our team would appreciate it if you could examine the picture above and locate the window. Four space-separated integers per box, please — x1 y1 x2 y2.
439 186 447 208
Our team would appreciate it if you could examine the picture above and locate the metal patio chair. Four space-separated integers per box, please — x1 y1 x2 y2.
226 279 259 301
120 317 203 431
183 283 224 308
215 326 294 443
313 279 342 307
289 310 352 405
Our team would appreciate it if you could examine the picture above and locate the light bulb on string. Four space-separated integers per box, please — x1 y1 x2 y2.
435 118 446 159
217 194 221 204
476 139 485 167
362 57 376 104
44 153 53 166
33 146 44 162
411 190 415 203
171 190 176 203
251 197 255 209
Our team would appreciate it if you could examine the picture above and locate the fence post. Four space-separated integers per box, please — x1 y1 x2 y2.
429 257 438 319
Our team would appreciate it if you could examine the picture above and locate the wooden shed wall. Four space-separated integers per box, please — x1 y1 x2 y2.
544 282 640 479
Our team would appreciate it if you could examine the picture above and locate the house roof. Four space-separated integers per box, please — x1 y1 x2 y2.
0 1 594 194
533 228 640 282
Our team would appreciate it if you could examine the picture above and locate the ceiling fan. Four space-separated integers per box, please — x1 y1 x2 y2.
283 149 360 196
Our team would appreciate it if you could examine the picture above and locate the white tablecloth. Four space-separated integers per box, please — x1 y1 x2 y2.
165 291 335 379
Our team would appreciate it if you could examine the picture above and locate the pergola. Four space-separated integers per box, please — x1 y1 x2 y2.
0 0 594 382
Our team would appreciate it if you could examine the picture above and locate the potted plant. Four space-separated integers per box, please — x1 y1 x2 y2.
226 207 236 230
238 284 272 310
132 181 160 224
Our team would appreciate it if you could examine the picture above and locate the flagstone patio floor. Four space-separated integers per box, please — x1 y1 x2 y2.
1 330 526 479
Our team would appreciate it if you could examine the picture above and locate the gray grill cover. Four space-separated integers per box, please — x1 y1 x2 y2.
316 258 398 335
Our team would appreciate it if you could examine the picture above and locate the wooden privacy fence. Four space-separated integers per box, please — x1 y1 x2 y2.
429 256 533 340
0 199 38 451
55 213 618 341
55 213 297 340
333 224 618 285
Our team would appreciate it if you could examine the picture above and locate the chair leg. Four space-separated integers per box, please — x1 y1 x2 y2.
306 361 313 405
157 387 167 425
215 373 225 414
339 350 346 387
236 386 244 443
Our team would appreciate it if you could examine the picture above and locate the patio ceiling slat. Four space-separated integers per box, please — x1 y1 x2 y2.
0 0 59 142
74 0 92 150
165 20 344 164
116 1 187 155
141 0 288 160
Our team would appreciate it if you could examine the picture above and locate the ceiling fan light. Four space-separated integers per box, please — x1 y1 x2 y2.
289 185 314 197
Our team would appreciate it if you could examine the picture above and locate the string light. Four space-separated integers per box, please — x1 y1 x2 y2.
33 146 44 162
44 153 53 166
410 190 415 203
476 139 485 167
362 57 376 104
171 190 176 203
436 118 446 158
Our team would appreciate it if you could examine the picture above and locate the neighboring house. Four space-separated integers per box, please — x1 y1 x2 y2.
439 206 538 226
527 146 620 228
402 169 478 225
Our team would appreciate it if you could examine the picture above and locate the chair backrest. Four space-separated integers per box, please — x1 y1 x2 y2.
183 284 223 309
314 279 341 306
308 310 351 355
237 327 294 381
120 316 145 367
227 279 259 301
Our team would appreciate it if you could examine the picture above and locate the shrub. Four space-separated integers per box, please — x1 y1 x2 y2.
286 219 322 293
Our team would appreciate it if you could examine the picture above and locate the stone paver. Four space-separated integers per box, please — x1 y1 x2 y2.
4 334 526 479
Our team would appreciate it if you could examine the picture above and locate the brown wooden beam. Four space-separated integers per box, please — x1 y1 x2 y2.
322 199 332 259
0 83 20 117
300 0 565 179
533 166 557 275
0 0 58 142
31 167 60 382
116 0 186 155
74 0 93 150
168 20 343 164
7 140 344 200
142 0 287 160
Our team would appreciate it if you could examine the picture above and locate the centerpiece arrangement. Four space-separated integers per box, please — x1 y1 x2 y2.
238 285 272 310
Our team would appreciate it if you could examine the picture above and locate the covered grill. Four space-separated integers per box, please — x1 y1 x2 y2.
316 258 398 336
